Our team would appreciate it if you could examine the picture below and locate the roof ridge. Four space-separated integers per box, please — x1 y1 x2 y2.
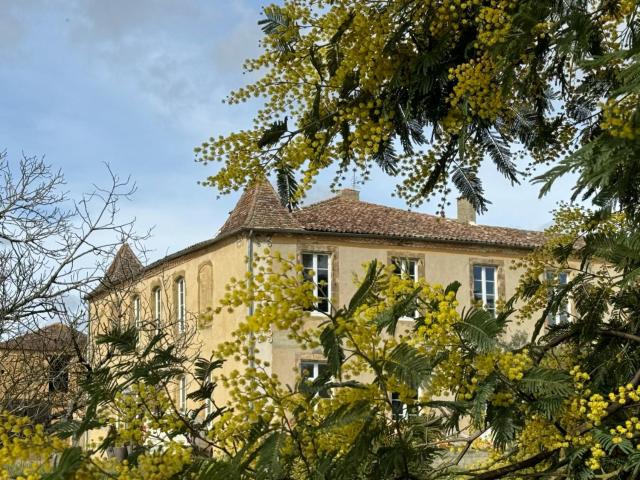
298 195 542 235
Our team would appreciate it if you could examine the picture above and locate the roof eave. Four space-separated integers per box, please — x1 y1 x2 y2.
86 226 540 302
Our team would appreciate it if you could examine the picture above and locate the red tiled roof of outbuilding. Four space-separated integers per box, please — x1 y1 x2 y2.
0 324 87 352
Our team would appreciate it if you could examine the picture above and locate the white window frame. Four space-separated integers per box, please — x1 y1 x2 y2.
547 271 570 327
392 257 419 282
300 361 325 380
153 287 161 333
391 390 420 419
392 257 421 319
133 295 141 329
177 277 186 334
300 360 331 398
302 253 331 314
473 265 497 316
178 375 187 413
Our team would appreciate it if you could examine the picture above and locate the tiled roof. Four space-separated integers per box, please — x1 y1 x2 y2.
217 179 304 237
0 324 87 352
88 243 144 298
104 243 144 283
292 193 545 249
90 183 545 298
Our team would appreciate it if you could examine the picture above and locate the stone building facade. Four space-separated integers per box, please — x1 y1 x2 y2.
88 181 552 413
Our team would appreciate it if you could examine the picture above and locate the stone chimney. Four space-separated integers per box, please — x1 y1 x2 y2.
457 197 476 224
339 188 360 201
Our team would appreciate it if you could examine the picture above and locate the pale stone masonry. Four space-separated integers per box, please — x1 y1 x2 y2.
87 180 548 413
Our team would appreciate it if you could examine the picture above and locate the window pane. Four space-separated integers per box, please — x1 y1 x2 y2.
302 254 313 269
391 392 403 419
559 272 568 285
317 268 329 285
317 254 329 269
300 362 315 379
485 281 495 295
317 297 329 313
409 260 417 280
473 265 482 281
485 267 495 281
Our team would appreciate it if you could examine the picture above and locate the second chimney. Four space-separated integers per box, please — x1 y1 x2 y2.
457 197 476 224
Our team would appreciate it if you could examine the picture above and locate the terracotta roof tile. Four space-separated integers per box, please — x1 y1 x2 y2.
217 179 304 237
292 194 545 249
105 243 144 283
0 324 87 352
90 183 545 298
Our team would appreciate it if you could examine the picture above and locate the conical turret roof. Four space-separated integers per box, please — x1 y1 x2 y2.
217 179 304 237
104 243 143 284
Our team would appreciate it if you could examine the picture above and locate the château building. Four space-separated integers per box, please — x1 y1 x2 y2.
88 180 558 416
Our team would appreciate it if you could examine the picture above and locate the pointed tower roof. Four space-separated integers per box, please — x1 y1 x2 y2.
104 243 144 284
217 179 304 238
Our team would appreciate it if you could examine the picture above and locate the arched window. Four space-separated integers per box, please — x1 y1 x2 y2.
133 295 141 329
153 287 161 332
176 277 186 334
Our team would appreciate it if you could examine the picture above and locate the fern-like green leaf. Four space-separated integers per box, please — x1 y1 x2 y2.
456 308 502 353
519 367 573 397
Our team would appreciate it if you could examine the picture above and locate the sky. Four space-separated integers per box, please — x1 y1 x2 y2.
0 0 579 264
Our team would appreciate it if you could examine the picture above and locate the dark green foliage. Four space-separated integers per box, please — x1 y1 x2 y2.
519 367 573 397
257 118 288 148
384 343 436 390
374 286 422 335
456 308 503 353
275 164 298 211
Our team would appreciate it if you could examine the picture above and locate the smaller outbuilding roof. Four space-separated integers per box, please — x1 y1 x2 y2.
0 323 87 353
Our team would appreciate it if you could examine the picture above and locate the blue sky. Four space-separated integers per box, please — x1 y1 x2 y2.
0 0 578 263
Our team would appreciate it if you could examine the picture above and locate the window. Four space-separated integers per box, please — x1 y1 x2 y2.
48 355 69 393
547 271 570 326
176 277 186 334
302 253 331 314
153 287 161 332
178 376 187 412
392 257 419 282
133 295 141 329
204 372 213 418
473 265 497 316
300 361 330 398
391 392 419 420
